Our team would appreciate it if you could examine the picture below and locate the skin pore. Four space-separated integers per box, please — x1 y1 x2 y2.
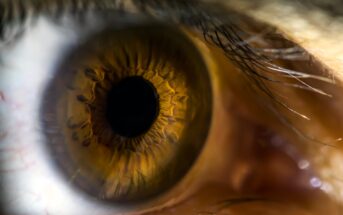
1 0 343 214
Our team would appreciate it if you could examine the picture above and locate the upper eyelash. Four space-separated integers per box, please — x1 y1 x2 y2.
0 0 126 44
0 0 334 85
133 0 334 96
134 0 338 147
0 1 337 139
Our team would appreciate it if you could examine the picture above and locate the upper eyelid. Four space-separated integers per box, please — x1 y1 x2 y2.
1 0 334 103
0 0 305 75
0 0 331 83
226 0 343 84
0 0 128 44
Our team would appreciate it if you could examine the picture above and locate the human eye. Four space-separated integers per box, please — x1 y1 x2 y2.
1 0 343 214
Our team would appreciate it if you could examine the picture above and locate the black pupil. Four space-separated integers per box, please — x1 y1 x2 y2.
106 76 159 138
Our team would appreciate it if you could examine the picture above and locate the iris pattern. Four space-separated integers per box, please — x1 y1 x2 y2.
41 25 212 202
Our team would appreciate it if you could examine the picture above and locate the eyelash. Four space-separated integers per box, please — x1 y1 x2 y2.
1 0 333 93
132 0 337 147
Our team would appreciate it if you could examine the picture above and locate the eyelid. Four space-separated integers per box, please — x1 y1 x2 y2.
0 0 133 46
223 0 343 83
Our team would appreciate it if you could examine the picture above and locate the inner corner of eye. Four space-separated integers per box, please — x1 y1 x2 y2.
39 23 213 204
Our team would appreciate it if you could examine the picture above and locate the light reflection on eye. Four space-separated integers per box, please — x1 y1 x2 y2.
1 0 342 215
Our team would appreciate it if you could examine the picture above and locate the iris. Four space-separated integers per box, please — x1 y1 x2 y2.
41 24 212 202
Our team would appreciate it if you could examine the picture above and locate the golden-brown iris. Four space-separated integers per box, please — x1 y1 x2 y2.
41 24 212 202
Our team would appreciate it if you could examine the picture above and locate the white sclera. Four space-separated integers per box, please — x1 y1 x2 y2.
0 16 125 215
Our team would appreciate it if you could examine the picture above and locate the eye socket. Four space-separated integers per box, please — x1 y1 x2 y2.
40 23 212 203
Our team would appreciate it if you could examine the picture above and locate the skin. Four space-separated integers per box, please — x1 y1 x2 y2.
1 0 343 214
182 0 343 214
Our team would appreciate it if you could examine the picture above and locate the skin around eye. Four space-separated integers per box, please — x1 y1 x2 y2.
221 0 343 208
159 27 342 215
223 0 343 82
1 0 343 215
